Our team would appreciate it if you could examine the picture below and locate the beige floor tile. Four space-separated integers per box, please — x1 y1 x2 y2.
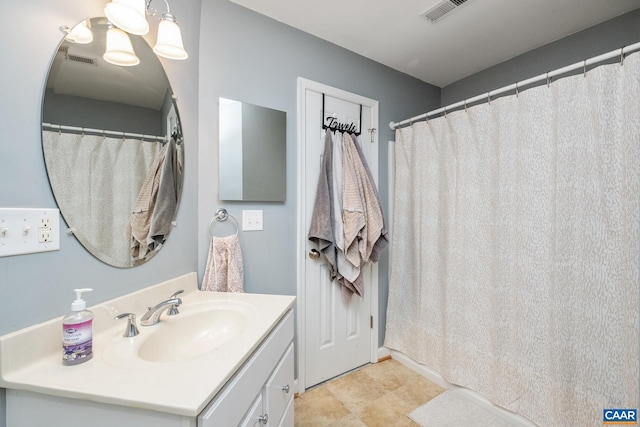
326 413 369 427
357 392 420 427
324 369 389 412
295 387 351 426
295 359 445 427
393 375 446 410
360 359 422 392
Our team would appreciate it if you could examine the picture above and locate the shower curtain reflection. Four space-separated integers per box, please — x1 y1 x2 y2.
385 53 639 426
43 130 159 267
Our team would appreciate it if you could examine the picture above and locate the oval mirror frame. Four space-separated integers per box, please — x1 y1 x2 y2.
41 17 184 268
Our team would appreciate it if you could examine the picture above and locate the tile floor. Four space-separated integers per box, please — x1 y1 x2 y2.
294 358 446 426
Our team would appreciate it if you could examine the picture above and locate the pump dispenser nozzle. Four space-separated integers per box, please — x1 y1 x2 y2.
71 288 93 311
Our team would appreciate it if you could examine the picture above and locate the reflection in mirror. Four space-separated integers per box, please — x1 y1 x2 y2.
41 17 184 268
219 98 286 202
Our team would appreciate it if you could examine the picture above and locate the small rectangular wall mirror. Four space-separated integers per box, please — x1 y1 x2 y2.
219 98 286 201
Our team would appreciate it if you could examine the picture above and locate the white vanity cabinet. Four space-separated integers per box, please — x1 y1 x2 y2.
5 309 295 427
198 311 295 426
1 275 296 427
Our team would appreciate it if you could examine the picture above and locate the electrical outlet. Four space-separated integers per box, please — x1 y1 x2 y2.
38 227 52 243
40 218 51 228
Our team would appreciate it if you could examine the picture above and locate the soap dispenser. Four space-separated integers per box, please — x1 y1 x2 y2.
62 288 94 365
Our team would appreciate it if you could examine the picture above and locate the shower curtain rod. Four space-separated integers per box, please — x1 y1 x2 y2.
390 41 640 130
42 122 168 142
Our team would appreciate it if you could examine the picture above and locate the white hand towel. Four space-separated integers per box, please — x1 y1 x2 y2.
201 234 244 292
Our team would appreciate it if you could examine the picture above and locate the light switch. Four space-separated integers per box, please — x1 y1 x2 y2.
0 208 60 257
242 210 263 231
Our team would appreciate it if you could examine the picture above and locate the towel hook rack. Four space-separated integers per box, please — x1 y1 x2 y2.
209 208 239 236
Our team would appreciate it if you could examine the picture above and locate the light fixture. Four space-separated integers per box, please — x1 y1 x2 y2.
103 23 140 67
104 0 149 35
153 13 188 60
63 20 94 44
103 0 188 60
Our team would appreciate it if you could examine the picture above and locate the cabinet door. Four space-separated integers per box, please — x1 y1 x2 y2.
265 343 295 425
239 393 265 427
278 398 294 427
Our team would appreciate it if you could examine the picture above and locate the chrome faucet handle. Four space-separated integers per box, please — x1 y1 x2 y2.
169 290 184 299
114 313 139 337
168 290 184 316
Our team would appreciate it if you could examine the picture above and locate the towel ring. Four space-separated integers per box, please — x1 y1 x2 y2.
209 208 239 236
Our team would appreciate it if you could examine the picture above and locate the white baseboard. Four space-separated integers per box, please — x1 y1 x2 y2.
387 349 538 427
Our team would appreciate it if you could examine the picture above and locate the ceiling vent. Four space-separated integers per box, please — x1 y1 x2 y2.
66 53 97 66
423 0 470 22
57 45 97 66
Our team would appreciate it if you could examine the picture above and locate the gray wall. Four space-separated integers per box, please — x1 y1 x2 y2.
442 9 640 105
197 0 441 352
43 90 163 135
0 0 201 424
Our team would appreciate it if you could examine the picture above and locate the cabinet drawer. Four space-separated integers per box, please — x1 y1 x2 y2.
265 343 294 425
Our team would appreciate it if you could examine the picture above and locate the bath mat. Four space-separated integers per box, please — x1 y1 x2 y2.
408 389 517 427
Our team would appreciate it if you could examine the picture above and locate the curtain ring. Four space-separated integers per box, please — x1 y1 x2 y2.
583 60 587 77
443 106 447 118
487 91 491 105
515 82 519 97
464 100 468 112
546 72 551 87
620 46 625 66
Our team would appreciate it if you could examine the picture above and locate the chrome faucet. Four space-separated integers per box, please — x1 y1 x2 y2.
140 295 183 326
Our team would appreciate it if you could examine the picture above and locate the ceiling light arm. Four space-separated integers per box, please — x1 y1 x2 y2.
145 0 172 18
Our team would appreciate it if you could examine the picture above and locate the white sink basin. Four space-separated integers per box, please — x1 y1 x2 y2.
139 304 250 362
103 301 253 366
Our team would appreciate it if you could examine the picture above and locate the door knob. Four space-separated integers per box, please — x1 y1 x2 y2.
309 249 320 259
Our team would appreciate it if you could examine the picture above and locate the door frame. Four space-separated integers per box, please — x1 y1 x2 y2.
296 77 379 393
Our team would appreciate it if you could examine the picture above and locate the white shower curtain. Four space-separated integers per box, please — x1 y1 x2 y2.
385 53 639 426
43 131 159 267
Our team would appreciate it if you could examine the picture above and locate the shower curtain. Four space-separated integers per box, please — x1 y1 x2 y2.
43 131 159 267
385 53 639 426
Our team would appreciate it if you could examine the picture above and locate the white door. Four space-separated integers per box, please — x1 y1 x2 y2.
297 79 379 391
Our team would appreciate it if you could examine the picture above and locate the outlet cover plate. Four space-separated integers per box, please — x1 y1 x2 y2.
242 210 263 231
0 208 60 257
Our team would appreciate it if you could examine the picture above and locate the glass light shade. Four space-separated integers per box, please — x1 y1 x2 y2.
103 27 140 67
65 21 93 44
153 15 188 60
104 0 149 35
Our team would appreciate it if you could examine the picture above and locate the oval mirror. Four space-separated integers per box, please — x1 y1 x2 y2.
41 17 184 268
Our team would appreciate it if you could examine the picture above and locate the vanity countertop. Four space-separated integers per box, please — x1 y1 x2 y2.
0 273 295 417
